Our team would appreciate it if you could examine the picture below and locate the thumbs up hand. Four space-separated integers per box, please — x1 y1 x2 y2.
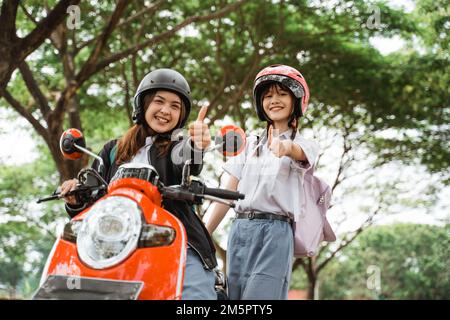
188 105 211 150
268 125 293 158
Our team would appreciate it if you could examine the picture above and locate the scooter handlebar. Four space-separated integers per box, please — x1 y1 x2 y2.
203 187 244 201
162 187 197 202
161 184 244 204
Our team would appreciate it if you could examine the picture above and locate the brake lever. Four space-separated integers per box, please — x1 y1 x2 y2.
36 189 76 204
202 195 236 208
36 185 106 204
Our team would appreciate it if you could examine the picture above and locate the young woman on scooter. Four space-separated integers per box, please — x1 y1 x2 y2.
60 68 218 300
205 64 319 299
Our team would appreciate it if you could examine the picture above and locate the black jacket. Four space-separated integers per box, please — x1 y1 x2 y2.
66 137 218 269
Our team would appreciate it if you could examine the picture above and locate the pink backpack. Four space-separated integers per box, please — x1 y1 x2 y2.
293 167 336 257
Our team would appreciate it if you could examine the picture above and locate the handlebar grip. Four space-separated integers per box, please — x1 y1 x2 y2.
37 194 61 203
203 187 245 200
163 187 196 202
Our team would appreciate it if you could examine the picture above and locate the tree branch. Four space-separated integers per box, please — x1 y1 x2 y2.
292 257 307 272
24 216 57 241
120 62 133 125
19 2 37 24
1 0 80 89
331 127 353 193
206 81 228 115
0 88 49 143
19 0 80 60
20 4 70 57
74 0 164 55
130 53 139 89
51 0 131 123
316 204 381 273
210 50 261 124
233 102 247 130
91 0 247 79
48 83 78 129
117 0 164 29
75 0 131 85
18 61 51 120
0 0 20 39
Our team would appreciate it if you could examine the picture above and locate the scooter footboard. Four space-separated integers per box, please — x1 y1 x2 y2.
33 275 143 300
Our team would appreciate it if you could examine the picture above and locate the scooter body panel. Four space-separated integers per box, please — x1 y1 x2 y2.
41 178 188 300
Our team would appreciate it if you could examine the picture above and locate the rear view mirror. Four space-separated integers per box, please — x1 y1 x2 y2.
59 128 105 174
214 125 246 157
59 128 85 160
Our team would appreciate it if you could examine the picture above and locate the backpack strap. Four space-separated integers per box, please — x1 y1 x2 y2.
109 143 118 165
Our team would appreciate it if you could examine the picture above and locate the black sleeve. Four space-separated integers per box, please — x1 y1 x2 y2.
65 202 88 218
170 137 204 177
64 140 116 217
91 139 117 182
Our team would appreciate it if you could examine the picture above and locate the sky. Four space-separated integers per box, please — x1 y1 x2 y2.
0 108 38 165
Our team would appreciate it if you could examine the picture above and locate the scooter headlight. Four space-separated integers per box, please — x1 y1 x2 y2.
77 196 142 269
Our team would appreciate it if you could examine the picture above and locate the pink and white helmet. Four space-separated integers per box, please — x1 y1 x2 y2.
253 64 310 121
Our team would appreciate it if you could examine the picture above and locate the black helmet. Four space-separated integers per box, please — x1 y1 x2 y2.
133 68 192 128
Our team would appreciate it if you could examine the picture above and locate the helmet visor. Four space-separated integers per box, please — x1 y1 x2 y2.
254 74 305 99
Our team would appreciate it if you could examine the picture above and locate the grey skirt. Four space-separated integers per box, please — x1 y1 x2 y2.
226 218 294 300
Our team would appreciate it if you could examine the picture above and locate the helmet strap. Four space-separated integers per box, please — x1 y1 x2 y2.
290 117 297 128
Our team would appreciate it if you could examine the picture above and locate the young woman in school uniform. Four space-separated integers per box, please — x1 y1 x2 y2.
205 64 319 300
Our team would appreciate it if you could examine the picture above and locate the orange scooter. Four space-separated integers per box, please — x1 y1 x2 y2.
33 126 246 300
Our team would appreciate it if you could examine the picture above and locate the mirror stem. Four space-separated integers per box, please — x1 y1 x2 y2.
74 144 105 175
181 159 191 187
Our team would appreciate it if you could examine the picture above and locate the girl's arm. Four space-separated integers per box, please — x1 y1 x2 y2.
289 142 307 161
204 173 239 234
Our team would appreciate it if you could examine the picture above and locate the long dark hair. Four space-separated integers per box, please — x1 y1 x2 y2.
256 82 298 157
115 91 186 164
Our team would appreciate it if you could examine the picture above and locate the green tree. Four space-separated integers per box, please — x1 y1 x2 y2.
368 0 450 182
305 223 450 299
1 0 246 180
0 153 61 299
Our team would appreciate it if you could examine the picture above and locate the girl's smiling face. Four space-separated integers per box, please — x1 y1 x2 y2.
144 90 183 133
262 84 294 124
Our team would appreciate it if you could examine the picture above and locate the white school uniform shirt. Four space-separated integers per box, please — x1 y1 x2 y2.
223 128 319 222
130 136 155 164
129 135 198 167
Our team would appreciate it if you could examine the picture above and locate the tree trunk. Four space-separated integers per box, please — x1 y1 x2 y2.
48 27 85 182
306 257 318 300
307 277 317 300
8 286 16 300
